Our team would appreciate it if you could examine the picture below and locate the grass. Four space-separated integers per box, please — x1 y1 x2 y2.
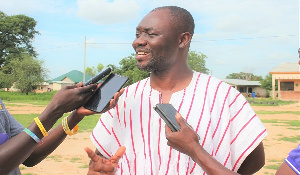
246 97 295 106
261 119 300 130
70 157 81 163
278 135 300 143
256 111 300 115
13 113 101 132
0 90 54 105
264 163 282 170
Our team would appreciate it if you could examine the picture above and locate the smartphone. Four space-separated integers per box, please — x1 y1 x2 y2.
154 103 180 132
83 67 111 86
84 73 128 113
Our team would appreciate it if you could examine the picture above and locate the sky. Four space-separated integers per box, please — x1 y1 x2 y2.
0 0 299 80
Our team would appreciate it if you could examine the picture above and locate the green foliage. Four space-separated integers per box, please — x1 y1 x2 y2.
261 74 278 91
0 11 39 71
188 51 209 74
116 54 150 86
8 54 47 94
226 72 263 81
85 63 104 77
85 67 96 77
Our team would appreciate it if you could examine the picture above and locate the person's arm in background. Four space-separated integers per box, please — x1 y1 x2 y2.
165 113 239 175
0 82 123 174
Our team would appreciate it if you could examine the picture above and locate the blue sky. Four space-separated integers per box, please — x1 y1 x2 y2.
1 0 299 80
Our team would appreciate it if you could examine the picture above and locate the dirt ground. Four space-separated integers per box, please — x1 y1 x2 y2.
6 101 300 175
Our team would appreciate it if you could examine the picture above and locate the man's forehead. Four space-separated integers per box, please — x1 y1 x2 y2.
136 9 172 31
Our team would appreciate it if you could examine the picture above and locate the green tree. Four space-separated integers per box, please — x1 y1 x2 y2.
226 72 263 81
261 74 278 91
188 51 209 74
116 53 149 86
8 54 47 94
0 11 39 72
85 63 105 77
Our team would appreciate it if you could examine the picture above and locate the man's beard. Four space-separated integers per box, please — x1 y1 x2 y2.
137 51 173 73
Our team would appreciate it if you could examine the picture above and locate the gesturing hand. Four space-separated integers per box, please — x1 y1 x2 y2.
84 146 126 175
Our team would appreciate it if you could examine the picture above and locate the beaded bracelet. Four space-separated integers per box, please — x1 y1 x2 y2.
23 128 43 144
62 116 79 136
34 117 48 137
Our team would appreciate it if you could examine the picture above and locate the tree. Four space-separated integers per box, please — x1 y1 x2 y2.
261 74 277 91
85 63 104 77
226 72 263 81
115 53 149 86
8 54 47 94
188 51 209 74
0 11 39 72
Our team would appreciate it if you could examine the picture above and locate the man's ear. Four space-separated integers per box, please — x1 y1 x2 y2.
178 32 192 48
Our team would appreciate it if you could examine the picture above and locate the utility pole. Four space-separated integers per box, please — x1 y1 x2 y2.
83 36 86 83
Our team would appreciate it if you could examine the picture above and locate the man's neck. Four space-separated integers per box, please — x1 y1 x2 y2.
150 66 193 103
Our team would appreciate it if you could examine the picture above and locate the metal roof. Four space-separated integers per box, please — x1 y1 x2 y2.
222 79 261 86
49 70 92 83
270 63 300 73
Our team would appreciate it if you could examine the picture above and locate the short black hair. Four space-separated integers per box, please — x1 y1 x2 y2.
151 6 195 36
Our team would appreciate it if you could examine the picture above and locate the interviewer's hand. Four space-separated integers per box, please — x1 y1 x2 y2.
165 113 200 157
85 146 126 175
46 82 97 115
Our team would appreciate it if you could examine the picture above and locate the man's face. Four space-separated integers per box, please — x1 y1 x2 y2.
132 9 178 72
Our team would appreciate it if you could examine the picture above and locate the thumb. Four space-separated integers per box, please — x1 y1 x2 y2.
110 146 126 164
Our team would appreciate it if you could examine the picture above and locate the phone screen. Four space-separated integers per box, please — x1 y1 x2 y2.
84 73 128 113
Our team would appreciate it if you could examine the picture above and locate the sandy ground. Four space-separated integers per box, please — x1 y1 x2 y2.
5 101 300 175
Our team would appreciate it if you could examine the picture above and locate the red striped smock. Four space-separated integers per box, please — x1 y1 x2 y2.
91 72 267 175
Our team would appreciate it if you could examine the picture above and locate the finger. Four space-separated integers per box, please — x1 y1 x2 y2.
119 88 125 96
110 146 126 164
80 84 98 94
84 147 99 162
77 82 83 87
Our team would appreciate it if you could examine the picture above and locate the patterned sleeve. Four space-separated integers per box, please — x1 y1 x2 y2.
90 110 114 158
227 86 268 171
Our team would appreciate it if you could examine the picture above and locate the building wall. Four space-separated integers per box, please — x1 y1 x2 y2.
279 91 300 101
271 73 300 101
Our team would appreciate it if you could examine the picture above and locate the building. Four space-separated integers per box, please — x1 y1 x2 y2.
269 63 300 101
222 79 267 97
48 70 92 91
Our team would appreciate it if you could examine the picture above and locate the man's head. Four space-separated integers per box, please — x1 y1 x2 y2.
132 6 194 73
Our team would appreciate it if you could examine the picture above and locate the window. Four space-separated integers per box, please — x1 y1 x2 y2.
280 82 294 91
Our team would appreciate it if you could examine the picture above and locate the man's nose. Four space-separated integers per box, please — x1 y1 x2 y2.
133 34 147 47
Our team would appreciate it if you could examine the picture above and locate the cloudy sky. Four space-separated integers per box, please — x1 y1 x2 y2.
1 0 299 80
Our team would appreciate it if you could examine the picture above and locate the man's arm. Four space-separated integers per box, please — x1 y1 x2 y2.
237 142 265 174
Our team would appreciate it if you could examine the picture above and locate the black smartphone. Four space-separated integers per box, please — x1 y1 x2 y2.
84 73 128 113
154 103 180 132
83 67 111 86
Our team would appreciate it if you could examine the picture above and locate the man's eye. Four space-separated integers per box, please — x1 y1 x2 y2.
136 33 140 38
148 33 156 36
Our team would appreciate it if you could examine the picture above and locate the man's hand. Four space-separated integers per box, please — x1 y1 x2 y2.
165 113 200 157
84 146 126 175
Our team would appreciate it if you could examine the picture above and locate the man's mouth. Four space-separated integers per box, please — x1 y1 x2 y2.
137 52 148 56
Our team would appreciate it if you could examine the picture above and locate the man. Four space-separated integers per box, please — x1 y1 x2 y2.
90 6 267 174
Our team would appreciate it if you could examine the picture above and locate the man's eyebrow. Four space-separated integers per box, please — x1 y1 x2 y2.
136 27 154 32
